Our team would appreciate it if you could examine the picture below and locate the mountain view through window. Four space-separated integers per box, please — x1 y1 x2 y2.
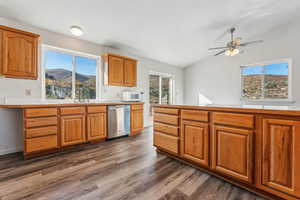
44 49 97 100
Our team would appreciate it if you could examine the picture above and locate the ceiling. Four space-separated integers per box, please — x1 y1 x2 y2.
0 0 300 67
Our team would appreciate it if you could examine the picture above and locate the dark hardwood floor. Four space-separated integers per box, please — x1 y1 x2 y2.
0 128 266 200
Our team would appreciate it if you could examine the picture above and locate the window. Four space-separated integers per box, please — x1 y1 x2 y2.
149 72 174 105
43 45 99 100
241 59 292 101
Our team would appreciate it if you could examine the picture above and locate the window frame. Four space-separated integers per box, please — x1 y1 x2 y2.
149 71 175 105
41 44 101 102
240 58 293 103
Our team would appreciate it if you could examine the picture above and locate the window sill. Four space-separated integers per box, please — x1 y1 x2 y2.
241 99 296 105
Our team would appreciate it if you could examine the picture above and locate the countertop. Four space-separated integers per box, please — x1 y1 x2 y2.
0 101 144 109
153 104 300 116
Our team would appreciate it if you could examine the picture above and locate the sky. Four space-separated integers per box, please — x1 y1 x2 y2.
44 50 97 76
242 62 288 75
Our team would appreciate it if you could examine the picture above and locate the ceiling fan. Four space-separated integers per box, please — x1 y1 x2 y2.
209 28 263 56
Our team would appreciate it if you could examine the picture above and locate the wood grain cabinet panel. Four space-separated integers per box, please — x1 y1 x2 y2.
154 113 179 126
153 107 179 115
181 110 209 122
131 109 144 136
213 112 254 129
261 119 300 198
212 125 253 183
61 115 86 146
181 120 209 167
25 135 58 153
60 107 85 115
124 58 137 87
87 113 106 141
25 117 57 128
154 122 179 137
154 132 179 154
26 126 57 138
108 55 124 86
1 29 38 79
25 108 57 118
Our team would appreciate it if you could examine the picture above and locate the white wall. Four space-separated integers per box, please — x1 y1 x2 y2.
184 18 300 106
0 17 184 155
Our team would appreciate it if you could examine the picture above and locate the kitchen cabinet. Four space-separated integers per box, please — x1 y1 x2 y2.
108 55 124 86
131 104 144 136
0 25 39 79
181 120 209 167
103 53 137 87
87 106 107 141
260 118 300 198
124 58 137 87
211 125 253 183
61 115 86 146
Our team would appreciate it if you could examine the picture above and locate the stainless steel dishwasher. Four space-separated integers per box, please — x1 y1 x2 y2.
107 105 131 139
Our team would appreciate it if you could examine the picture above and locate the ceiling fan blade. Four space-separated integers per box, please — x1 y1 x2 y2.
239 40 263 46
214 50 226 56
208 47 228 50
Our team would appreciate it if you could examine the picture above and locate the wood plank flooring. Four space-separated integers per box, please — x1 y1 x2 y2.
0 128 266 200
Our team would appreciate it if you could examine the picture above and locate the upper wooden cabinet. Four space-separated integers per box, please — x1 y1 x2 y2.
124 58 137 87
260 118 300 198
103 53 137 87
0 25 39 79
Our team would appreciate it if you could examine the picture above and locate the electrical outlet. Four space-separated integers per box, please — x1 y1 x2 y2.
25 89 32 96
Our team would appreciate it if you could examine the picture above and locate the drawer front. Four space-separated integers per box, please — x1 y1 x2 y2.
213 112 254 129
25 108 57 118
25 135 58 153
154 113 179 126
154 122 179 136
87 106 106 113
25 117 57 128
181 110 209 122
26 126 57 138
154 132 179 154
60 107 85 115
132 104 143 111
153 107 179 115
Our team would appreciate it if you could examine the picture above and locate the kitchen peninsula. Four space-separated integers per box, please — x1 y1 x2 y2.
153 104 300 200
0 102 144 159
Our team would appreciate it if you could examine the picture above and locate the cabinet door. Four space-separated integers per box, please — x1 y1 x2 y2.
212 125 253 183
261 119 300 198
87 113 107 141
124 59 137 87
108 55 124 86
131 109 144 135
61 115 86 146
181 120 209 167
2 30 38 79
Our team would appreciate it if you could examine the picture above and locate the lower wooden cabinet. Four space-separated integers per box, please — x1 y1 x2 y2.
260 118 300 198
60 115 86 146
131 105 144 136
211 125 253 183
181 120 209 167
154 132 179 154
87 112 107 141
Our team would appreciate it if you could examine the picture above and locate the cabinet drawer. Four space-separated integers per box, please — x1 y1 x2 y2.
181 110 209 122
26 126 57 138
153 107 179 115
87 106 106 113
60 107 85 115
25 135 58 153
25 117 57 128
132 104 143 111
213 112 254 129
154 113 179 126
154 122 179 136
25 108 57 118
154 132 179 154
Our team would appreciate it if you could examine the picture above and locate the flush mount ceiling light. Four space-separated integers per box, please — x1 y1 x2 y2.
70 26 84 36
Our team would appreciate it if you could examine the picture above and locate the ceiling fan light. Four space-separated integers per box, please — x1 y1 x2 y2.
232 48 240 56
70 26 84 36
225 49 231 56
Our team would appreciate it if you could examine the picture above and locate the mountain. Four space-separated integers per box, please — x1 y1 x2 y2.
46 68 95 82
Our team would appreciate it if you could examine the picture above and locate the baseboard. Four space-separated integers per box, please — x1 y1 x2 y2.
0 146 23 156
